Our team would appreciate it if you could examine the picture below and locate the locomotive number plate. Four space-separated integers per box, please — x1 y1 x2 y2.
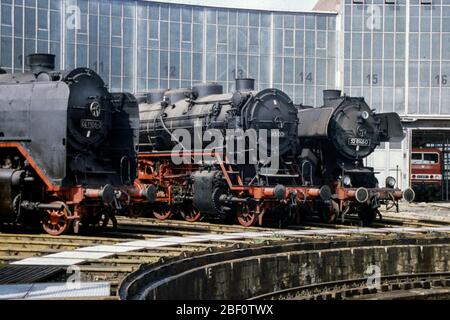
348 138 371 146
270 130 286 138
81 119 103 130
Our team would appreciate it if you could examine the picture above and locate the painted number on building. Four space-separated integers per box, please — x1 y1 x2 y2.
92 62 104 73
232 68 244 79
435 75 448 85
298 72 313 83
366 74 379 85
164 65 177 77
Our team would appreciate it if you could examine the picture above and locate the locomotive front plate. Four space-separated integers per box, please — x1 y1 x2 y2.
80 119 103 130
348 138 371 146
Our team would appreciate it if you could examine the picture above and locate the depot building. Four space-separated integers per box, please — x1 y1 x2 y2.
0 0 448 198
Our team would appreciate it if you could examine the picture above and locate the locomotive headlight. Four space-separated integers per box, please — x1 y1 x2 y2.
386 176 396 188
361 111 369 120
342 175 352 187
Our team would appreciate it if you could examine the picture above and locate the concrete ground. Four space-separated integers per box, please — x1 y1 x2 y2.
381 201 450 223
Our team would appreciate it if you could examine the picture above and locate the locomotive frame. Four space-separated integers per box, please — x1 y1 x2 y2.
136 150 331 226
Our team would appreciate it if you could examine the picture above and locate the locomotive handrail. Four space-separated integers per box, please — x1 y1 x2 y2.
0 137 32 142
145 113 212 123
120 156 131 185
73 154 87 186
191 99 232 105
258 173 299 178
158 115 186 151
301 161 314 185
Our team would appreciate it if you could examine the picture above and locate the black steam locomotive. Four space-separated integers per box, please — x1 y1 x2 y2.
136 79 331 226
298 90 415 224
0 54 152 235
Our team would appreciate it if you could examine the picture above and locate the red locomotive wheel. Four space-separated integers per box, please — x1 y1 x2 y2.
42 202 72 236
237 204 257 227
180 205 202 222
153 206 173 220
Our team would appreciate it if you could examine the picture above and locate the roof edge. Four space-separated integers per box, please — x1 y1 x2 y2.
139 0 339 14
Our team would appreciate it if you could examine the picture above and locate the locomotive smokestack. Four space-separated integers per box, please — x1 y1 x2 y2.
323 89 341 106
235 78 255 92
26 53 55 74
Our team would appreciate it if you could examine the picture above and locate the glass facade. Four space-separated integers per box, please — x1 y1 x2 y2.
343 0 450 116
344 0 407 114
0 0 337 107
408 0 450 115
272 12 336 105
0 0 62 72
2 0 450 116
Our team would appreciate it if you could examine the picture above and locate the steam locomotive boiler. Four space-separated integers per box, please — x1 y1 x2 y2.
0 54 152 235
137 79 331 226
298 90 415 225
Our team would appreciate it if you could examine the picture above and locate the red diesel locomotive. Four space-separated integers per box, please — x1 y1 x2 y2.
411 147 443 202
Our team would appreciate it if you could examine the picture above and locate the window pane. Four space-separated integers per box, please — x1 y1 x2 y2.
424 153 438 164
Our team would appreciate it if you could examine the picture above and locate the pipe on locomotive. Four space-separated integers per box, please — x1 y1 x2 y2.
219 184 332 204
339 186 415 204
84 185 156 204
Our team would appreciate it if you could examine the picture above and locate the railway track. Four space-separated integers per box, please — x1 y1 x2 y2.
118 232 450 300
0 217 283 297
1 213 450 299
253 272 450 300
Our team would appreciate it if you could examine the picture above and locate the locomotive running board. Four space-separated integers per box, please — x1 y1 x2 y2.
258 173 299 178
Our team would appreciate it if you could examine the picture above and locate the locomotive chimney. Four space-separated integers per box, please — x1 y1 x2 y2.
26 53 55 74
323 89 341 106
192 83 223 99
235 78 255 92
